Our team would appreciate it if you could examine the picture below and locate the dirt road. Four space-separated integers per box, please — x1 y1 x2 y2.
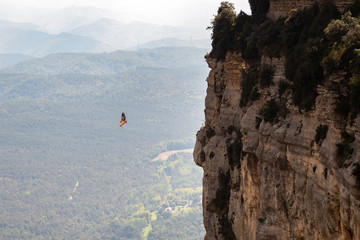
152 148 194 161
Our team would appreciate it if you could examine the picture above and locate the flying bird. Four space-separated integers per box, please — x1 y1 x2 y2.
120 112 127 127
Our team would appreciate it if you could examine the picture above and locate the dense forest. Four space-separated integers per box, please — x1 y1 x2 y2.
0 47 207 239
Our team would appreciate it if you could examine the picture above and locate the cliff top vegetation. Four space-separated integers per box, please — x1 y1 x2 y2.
208 0 360 113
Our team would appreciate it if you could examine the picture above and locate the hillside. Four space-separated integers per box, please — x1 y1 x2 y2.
0 28 102 57
194 1 360 239
0 54 33 69
0 47 207 239
135 38 211 50
1 47 207 75
0 19 41 31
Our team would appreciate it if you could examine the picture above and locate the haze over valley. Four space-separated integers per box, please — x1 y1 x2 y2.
0 3 225 239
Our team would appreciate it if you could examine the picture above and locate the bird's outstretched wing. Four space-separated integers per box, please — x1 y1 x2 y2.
120 112 127 127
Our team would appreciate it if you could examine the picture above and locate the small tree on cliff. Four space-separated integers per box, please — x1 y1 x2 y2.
208 1 236 60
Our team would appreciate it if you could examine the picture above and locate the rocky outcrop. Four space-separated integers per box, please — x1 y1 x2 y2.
194 52 360 239
267 0 355 19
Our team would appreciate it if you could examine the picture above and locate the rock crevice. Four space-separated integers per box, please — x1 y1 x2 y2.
194 53 360 240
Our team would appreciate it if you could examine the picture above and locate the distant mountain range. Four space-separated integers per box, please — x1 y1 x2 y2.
135 38 210 50
1 47 207 75
0 6 211 61
0 54 33 69
32 6 122 34
0 28 102 57
69 18 210 50
0 19 41 31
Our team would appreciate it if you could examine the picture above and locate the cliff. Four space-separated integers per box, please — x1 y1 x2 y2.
194 1 360 239
268 0 354 19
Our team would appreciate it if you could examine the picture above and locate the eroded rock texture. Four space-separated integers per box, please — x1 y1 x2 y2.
267 0 355 19
194 53 360 240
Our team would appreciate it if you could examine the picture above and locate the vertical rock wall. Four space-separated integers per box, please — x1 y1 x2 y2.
194 53 360 239
267 0 355 19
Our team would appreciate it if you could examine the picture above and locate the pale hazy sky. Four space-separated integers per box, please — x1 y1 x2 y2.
0 0 251 26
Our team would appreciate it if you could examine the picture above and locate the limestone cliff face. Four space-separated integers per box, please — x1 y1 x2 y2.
267 0 354 19
194 52 360 239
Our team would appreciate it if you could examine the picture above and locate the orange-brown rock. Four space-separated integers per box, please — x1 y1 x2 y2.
194 52 360 240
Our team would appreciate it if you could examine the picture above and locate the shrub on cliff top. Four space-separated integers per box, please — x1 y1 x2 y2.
323 11 360 75
209 2 236 60
255 18 284 57
283 3 339 111
323 11 360 117
209 1 356 112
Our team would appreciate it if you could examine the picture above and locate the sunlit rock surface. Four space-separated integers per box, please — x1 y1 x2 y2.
194 52 360 239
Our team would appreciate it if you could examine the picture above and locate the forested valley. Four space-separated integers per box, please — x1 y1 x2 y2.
0 47 208 239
